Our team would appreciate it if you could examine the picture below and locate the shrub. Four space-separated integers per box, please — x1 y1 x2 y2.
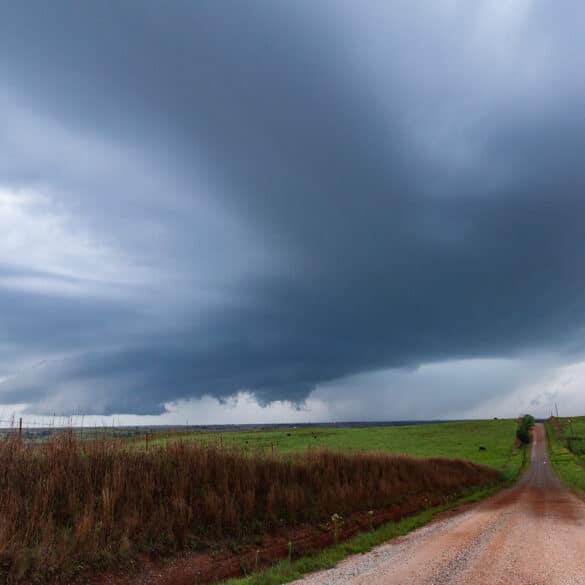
516 414 535 444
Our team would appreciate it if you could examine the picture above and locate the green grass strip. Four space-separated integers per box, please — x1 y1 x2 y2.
545 421 585 493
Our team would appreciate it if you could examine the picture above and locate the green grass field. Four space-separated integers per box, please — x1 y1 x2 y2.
551 416 585 456
150 419 524 480
546 418 585 492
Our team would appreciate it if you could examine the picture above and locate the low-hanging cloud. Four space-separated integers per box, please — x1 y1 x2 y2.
2 1 585 415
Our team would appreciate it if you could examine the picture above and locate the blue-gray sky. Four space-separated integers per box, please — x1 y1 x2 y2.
1 1 585 422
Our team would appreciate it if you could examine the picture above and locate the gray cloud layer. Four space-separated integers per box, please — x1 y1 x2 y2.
1 1 585 414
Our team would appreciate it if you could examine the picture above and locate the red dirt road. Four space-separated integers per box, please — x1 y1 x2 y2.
295 424 585 585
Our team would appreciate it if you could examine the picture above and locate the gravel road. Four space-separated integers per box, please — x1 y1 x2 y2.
293 423 585 585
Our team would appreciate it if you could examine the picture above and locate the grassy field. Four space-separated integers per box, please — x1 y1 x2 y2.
148 419 524 480
0 419 522 584
545 417 585 492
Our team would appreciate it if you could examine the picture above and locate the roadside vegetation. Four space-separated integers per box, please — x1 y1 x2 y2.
0 431 500 584
222 484 501 585
546 416 585 492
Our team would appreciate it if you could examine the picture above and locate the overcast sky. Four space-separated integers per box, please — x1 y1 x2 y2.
1 1 585 425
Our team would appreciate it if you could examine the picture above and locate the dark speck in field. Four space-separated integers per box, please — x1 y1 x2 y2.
479 446 487 451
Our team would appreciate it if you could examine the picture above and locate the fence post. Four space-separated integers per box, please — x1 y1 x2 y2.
18 417 22 442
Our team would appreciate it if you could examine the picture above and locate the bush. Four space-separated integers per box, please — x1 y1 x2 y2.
516 414 535 444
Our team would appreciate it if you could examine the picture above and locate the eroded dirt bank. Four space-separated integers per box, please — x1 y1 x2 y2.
295 423 585 585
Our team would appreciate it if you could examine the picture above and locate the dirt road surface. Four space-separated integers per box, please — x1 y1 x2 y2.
294 423 585 585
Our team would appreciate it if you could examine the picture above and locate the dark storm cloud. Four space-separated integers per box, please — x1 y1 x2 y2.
2 1 585 414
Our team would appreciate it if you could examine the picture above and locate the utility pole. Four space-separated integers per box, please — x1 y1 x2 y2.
555 402 559 418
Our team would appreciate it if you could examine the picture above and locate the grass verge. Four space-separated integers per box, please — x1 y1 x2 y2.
545 420 585 492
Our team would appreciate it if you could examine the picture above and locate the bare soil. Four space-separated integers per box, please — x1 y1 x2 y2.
295 423 585 585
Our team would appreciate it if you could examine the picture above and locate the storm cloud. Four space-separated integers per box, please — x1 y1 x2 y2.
1 1 585 416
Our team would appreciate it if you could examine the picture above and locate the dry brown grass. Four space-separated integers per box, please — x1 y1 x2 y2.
0 432 499 583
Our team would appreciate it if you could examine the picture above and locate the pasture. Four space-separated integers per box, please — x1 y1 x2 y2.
148 419 523 478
